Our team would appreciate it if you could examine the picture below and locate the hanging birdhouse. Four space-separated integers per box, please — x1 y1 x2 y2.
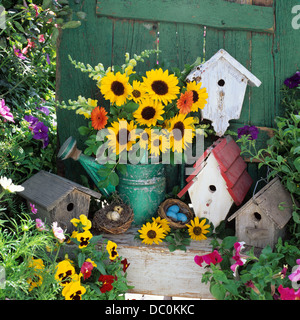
19 170 101 233
186 49 262 136
178 136 252 228
227 177 293 249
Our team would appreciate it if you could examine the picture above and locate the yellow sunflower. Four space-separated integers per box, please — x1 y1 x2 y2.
138 221 166 245
129 80 147 103
142 68 180 105
148 129 170 157
152 216 171 234
99 71 132 106
133 97 165 127
186 217 210 241
131 127 151 150
107 119 137 155
168 113 195 153
186 81 208 112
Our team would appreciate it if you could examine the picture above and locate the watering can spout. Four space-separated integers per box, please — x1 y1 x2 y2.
58 137 115 197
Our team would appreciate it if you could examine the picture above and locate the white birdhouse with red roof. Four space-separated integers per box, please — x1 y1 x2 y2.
178 136 252 228
186 49 261 137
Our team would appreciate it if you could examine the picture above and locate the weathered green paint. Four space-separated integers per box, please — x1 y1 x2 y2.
56 0 300 195
117 164 166 225
96 0 274 33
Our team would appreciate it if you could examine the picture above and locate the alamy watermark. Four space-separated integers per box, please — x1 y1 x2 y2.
95 123 204 176
292 5 300 30
0 6 6 30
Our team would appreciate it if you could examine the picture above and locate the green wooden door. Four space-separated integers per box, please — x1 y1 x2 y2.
56 0 300 187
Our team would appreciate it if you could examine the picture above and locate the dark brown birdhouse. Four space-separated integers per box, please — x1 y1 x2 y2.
228 177 293 249
19 170 101 233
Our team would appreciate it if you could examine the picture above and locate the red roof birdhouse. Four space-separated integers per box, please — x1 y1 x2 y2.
178 136 252 228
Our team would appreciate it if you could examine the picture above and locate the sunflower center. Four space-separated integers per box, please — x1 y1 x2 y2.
147 230 157 239
192 90 199 103
151 80 169 95
111 81 125 96
141 106 156 120
117 128 130 145
141 132 149 141
173 121 185 141
193 226 202 236
132 89 141 98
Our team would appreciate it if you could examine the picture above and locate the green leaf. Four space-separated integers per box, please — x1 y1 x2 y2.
96 261 107 275
293 157 300 172
210 283 226 300
62 21 82 29
116 163 127 175
221 236 237 249
42 0 52 10
292 211 300 224
168 244 177 252
213 270 229 283
78 126 90 136
78 252 85 268
109 171 119 186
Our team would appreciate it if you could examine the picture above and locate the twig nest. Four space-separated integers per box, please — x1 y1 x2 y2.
92 198 133 234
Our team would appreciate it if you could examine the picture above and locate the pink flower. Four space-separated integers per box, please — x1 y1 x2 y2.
230 241 247 277
13 46 26 60
289 259 300 283
22 39 35 55
38 34 45 43
30 203 37 214
32 4 39 17
0 99 14 123
52 221 65 243
80 262 94 280
278 285 300 300
36 218 47 231
194 250 223 267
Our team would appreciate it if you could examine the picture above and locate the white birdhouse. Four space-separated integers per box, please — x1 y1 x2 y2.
228 177 293 249
186 49 262 136
178 136 252 228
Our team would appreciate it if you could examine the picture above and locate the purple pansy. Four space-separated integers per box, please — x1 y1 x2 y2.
237 125 259 140
37 106 50 116
24 115 39 131
25 115 49 148
284 71 300 89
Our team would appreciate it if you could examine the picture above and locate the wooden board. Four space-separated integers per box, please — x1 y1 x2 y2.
100 227 214 299
96 0 274 33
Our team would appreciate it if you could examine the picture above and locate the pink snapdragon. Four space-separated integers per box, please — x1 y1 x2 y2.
230 241 247 277
52 221 66 243
0 99 14 122
194 250 223 267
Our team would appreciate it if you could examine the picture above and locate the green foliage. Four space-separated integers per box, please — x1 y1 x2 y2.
237 84 300 244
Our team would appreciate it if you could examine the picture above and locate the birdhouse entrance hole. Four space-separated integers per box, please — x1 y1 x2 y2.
253 212 262 222
218 79 225 87
209 185 217 193
67 203 74 211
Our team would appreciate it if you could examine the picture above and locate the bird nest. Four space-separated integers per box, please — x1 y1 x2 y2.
158 198 194 229
92 199 134 235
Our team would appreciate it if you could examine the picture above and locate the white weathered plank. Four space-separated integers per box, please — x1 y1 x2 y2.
101 227 214 299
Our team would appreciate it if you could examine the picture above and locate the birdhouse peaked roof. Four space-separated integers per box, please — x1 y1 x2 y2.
20 170 101 211
228 177 293 229
187 49 261 87
178 136 252 206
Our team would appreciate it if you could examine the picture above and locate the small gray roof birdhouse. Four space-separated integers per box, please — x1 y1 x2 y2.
19 170 101 233
186 49 261 136
228 177 293 249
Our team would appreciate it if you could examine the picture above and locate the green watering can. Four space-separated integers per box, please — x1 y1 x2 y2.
57 136 115 197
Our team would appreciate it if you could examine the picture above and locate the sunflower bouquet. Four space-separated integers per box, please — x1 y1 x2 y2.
58 49 209 187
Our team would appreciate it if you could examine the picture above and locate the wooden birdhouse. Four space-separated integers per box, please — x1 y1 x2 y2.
186 49 262 136
227 177 293 249
19 170 101 233
178 136 252 228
